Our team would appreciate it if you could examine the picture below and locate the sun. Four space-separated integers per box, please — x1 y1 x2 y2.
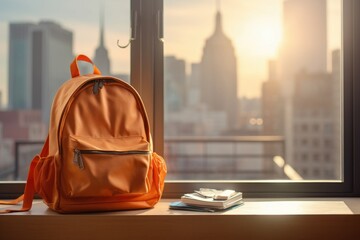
235 18 283 58
255 23 282 57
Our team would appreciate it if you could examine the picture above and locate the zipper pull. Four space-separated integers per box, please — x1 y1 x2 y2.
99 80 104 88
73 149 84 170
93 80 104 94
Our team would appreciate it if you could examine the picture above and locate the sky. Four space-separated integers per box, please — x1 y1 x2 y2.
164 0 341 97
0 0 341 106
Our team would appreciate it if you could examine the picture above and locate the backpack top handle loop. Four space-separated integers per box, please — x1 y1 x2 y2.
70 54 102 78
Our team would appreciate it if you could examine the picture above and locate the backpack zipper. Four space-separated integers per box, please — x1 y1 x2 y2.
73 149 85 169
92 80 105 94
73 148 150 170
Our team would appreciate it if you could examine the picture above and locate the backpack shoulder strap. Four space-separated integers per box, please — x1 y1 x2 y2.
0 136 49 213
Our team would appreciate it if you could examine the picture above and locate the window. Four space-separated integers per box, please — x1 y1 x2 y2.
164 0 342 182
313 139 320 147
301 124 309 132
0 0 131 196
158 0 360 196
313 153 320 162
325 153 332 162
1 0 360 198
302 153 309 162
302 168 308 176
313 168 321 177
313 123 320 132
301 139 309 146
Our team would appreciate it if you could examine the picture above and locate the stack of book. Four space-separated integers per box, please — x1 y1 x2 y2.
169 188 243 212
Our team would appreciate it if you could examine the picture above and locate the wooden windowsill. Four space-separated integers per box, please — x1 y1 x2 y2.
1 198 360 239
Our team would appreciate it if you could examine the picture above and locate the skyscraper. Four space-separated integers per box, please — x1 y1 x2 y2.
93 8 111 76
199 8 238 130
164 55 186 113
280 0 327 90
262 60 284 136
8 21 73 123
8 23 36 110
292 70 338 179
32 21 73 123
261 60 285 177
289 49 340 180
279 0 328 168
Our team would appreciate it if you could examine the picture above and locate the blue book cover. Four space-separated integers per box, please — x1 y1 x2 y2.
169 201 243 212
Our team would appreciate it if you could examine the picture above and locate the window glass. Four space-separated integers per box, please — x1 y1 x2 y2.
0 0 130 180
164 0 342 181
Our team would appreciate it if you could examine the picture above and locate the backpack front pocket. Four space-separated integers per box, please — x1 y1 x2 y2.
62 136 151 198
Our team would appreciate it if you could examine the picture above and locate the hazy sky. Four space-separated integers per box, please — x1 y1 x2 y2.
165 0 341 97
0 0 341 106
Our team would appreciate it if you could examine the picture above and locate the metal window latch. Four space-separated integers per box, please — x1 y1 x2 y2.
117 10 137 48
157 10 164 42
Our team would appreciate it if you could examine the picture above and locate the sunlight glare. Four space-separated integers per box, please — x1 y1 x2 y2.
236 19 282 58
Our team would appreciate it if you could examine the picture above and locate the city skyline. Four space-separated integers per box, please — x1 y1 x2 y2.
164 0 341 98
0 0 343 181
163 0 341 180
0 0 341 107
0 0 130 107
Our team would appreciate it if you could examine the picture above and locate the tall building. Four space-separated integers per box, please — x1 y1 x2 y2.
261 60 285 178
262 60 284 136
93 8 111 75
8 23 36 110
199 8 238 130
164 55 186 113
32 21 73 123
279 0 327 90
8 21 73 123
187 63 201 107
292 70 338 179
164 58 229 137
279 0 328 167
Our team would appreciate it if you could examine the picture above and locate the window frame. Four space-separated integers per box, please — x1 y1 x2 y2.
0 0 359 199
133 0 360 198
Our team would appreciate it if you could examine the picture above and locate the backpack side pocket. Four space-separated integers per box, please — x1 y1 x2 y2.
34 155 56 204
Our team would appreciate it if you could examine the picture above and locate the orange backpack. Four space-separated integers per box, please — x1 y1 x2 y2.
0 54 167 213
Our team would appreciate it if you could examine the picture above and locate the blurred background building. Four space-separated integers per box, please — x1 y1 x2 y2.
8 21 73 123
